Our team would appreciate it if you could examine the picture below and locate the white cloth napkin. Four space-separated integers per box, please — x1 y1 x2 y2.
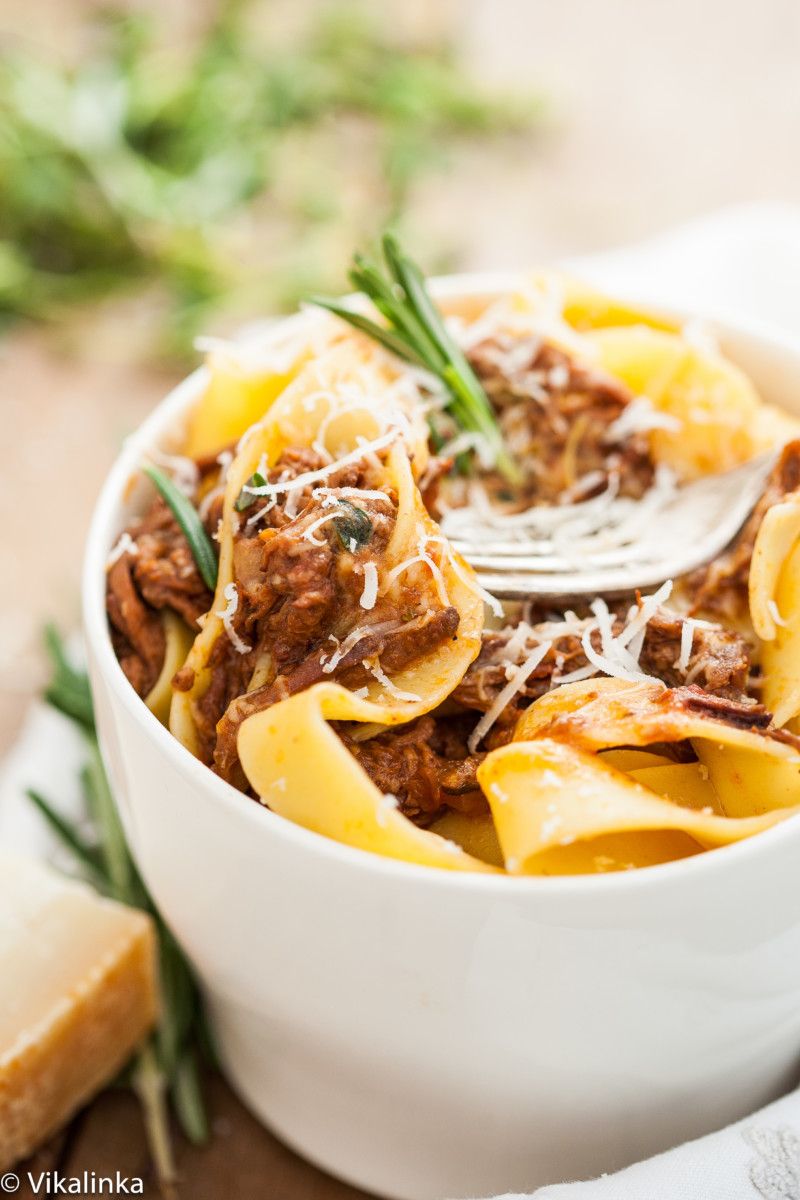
3 203 800 1200
496 1088 800 1199
567 201 800 339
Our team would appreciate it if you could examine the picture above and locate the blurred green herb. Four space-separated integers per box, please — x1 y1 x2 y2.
27 625 211 1196
0 1 540 359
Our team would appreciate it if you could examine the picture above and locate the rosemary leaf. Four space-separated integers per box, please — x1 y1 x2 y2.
133 1042 179 1199
349 255 444 368
25 788 106 885
172 1047 210 1146
143 464 218 591
82 741 135 902
306 296 425 366
30 625 212 1185
155 922 198 1077
43 623 95 732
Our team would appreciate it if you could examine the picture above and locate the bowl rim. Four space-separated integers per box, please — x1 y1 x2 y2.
82 270 800 897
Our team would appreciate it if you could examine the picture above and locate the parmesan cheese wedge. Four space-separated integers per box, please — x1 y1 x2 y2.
0 852 158 1170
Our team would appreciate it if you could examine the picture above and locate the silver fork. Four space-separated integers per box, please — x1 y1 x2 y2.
443 450 779 599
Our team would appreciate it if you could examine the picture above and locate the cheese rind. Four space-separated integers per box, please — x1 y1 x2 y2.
0 853 158 1169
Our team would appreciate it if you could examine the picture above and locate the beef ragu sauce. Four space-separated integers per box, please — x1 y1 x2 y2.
427 335 655 519
334 353 800 827
106 451 225 696
342 602 763 826
337 714 487 827
106 323 800 833
171 445 461 787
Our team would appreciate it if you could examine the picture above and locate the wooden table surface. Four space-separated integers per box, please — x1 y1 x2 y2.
6 1 800 1195
20 1075 372 1199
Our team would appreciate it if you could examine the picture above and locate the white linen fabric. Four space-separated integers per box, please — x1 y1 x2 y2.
3 203 800 1199
493 1088 800 1199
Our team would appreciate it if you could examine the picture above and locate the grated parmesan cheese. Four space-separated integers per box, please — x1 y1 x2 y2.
422 532 504 618
438 430 495 469
215 582 252 655
383 540 451 609
616 579 673 649
107 531 138 567
321 621 398 675
149 449 199 497
241 430 399 499
376 792 399 827
302 508 349 546
468 640 553 753
675 619 696 674
578 596 650 682
360 562 378 610
604 395 682 443
364 658 421 703
314 486 392 504
246 498 277 528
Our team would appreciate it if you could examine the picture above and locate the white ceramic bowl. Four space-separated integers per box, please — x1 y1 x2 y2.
83 280 800 1200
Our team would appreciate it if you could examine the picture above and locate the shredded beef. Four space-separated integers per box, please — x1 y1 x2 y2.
212 606 460 781
451 605 752 737
662 686 800 750
342 607 753 824
199 445 461 782
129 497 214 627
665 685 772 730
107 555 166 696
105 480 218 696
339 714 487 825
463 337 655 508
636 609 750 694
687 440 800 621
193 633 255 767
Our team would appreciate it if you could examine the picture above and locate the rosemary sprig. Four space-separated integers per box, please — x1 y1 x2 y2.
143 464 218 590
309 233 522 485
28 625 212 1195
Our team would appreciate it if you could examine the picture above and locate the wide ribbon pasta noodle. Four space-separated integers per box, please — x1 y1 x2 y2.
589 326 798 478
478 739 786 875
144 612 194 726
485 676 800 871
238 683 495 872
751 498 800 728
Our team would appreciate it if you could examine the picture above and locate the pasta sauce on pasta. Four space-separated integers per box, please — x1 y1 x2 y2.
105 276 800 875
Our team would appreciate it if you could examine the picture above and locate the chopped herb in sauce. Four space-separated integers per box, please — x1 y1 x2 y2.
333 501 373 551
234 473 268 512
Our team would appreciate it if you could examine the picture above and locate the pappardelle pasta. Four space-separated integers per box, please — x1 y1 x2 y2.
105 264 800 876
